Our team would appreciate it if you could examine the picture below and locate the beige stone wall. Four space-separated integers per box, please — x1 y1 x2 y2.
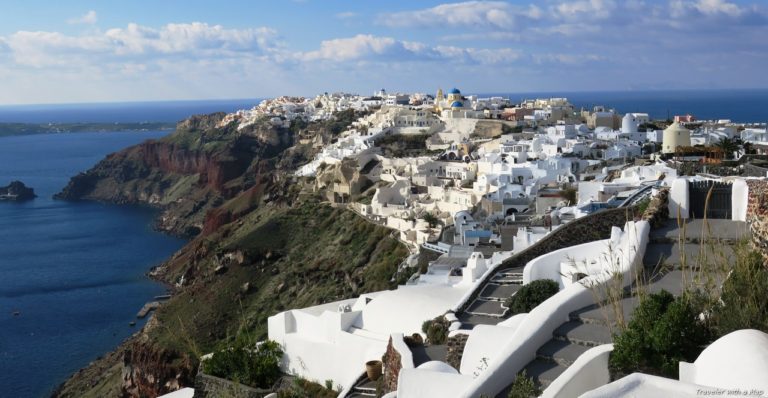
381 337 403 395
746 180 768 263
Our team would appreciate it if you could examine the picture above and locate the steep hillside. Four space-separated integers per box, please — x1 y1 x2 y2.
52 110 404 398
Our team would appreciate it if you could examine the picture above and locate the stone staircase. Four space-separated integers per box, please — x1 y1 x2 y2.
463 268 523 319
346 374 377 398
519 300 620 390
516 266 696 392
644 219 747 271
517 219 750 392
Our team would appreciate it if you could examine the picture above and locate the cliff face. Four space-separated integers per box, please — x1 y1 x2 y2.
55 113 295 236
52 109 401 398
0 180 36 201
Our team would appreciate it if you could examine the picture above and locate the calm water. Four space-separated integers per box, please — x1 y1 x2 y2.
0 99 261 123
494 89 768 123
0 132 186 397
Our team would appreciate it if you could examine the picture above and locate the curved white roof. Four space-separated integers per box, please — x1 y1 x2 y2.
417 361 459 374
664 121 690 134
692 329 768 391
359 285 468 335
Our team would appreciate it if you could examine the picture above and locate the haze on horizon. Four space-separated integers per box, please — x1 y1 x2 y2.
0 0 767 105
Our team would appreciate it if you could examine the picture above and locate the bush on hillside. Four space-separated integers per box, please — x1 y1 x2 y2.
610 290 709 378
507 370 540 398
202 339 283 389
277 377 337 398
505 279 560 314
709 247 768 335
421 316 450 345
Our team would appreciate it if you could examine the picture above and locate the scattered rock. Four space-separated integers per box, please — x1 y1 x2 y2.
213 265 227 275
0 181 36 202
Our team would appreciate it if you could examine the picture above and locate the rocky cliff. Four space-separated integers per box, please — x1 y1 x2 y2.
52 109 402 398
0 180 36 201
55 113 297 236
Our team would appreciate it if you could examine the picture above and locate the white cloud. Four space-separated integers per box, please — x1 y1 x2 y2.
694 0 743 17
378 1 516 29
104 22 278 56
336 11 358 19
68 10 97 25
670 0 748 18
2 22 280 67
300 35 403 61
532 53 605 65
440 31 521 41
297 34 520 65
552 0 617 20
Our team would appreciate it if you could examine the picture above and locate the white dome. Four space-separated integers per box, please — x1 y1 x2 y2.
454 210 472 224
691 329 768 391
662 122 691 153
664 121 690 135
416 361 459 374
622 113 638 133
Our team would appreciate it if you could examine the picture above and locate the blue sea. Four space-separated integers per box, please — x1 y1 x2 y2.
0 131 189 397
0 99 261 123
495 89 768 123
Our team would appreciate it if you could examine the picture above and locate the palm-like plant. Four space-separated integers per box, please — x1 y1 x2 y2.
715 137 739 159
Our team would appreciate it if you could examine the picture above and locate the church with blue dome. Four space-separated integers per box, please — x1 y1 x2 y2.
435 86 478 119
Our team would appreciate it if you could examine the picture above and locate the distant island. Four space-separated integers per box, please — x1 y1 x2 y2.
0 122 175 137
0 181 36 201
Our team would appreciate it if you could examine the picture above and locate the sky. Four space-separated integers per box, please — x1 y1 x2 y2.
0 0 767 105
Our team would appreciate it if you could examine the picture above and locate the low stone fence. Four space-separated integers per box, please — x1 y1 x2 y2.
743 163 768 178
640 188 669 228
193 370 272 398
381 334 416 396
445 333 470 370
458 206 641 313
746 180 768 263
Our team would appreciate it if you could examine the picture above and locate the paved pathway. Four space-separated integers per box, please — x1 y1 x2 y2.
515 270 684 392
348 376 377 398
644 219 748 270
462 268 524 322
499 219 750 395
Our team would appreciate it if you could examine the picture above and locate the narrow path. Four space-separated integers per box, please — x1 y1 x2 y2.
501 218 750 394
462 268 524 322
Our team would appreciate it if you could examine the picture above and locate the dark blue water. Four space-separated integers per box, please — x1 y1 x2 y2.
0 99 261 123
491 89 768 123
0 131 186 397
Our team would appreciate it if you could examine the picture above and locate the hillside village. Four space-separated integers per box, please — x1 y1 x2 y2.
159 88 768 398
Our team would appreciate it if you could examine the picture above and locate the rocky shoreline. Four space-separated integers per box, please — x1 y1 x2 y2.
51 110 402 398
0 180 36 201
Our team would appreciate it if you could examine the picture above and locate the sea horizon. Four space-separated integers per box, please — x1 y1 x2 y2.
1 88 766 125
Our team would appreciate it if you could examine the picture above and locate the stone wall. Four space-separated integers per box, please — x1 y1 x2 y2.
459 206 641 313
641 188 669 228
743 164 768 178
746 180 768 263
445 333 470 370
192 370 272 398
381 337 402 396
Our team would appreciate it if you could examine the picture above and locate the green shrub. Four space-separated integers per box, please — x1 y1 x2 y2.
710 248 768 335
277 377 337 398
506 279 559 314
422 212 440 228
202 340 283 389
610 290 709 378
508 370 539 398
421 316 449 345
